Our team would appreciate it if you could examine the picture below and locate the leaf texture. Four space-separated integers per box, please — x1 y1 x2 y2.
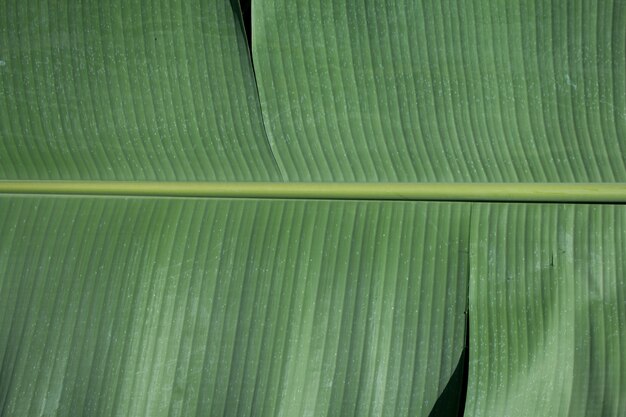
466 204 626 417
1 0 625 415
0 197 469 417
0 0 280 181
252 0 626 182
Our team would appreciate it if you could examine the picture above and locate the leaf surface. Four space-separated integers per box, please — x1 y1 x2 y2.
0 0 280 181
0 197 469 417
466 203 626 417
1 0 625 415
253 0 626 182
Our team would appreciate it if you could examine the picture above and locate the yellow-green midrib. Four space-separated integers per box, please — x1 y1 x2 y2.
0 181 625 203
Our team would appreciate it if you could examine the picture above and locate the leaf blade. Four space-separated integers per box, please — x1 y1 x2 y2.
0 196 469 417
252 0 626 182
0 1 280 181
466 203 626 416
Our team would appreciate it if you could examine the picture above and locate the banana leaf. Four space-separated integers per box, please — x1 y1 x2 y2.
0 0 625 416
0 0 280 181
253 0 626 182
467 204 626 416
0 197 469 417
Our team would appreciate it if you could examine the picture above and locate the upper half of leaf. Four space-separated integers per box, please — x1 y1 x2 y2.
2 0 624 184
0 0 281 181
253 0 626 182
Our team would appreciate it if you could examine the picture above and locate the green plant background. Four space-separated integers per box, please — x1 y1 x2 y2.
0 0 624 416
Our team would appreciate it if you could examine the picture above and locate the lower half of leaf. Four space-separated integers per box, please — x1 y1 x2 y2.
0 196 469 417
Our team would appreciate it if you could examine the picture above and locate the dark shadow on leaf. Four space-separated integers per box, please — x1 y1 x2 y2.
428 312 469 417
428 350 466 417
230 0 252 49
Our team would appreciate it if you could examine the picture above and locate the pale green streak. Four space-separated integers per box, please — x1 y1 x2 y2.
0 181 625 202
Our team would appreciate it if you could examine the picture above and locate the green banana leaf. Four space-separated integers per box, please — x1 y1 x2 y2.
0 0 624 416
253 0 626 182
0 197 469 416
0 0 280 181
467 204 626 416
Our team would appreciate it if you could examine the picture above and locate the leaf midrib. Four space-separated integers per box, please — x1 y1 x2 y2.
0 181 625 203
